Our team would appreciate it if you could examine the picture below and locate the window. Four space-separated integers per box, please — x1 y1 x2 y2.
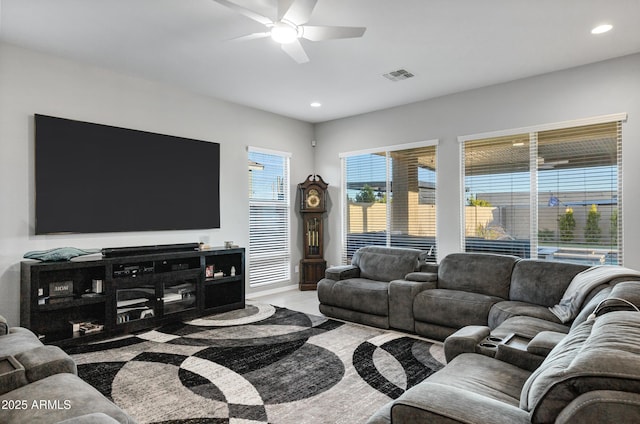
340 141 437 263
461 116 624 265
248 147 291 286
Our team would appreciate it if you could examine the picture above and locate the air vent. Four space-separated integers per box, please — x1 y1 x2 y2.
382 69 414 82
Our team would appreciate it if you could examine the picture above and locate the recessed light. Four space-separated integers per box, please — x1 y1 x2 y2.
591 24 613 35
310 102 322 108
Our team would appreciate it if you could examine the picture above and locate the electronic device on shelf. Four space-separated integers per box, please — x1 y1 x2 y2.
102 243 200 258
112 263 155 278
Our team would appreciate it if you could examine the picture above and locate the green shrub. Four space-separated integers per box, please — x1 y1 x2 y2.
558 207 575 242
585 204 602 244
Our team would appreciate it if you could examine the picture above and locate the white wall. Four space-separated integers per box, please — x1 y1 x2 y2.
0 43 315 325
314 53 640 270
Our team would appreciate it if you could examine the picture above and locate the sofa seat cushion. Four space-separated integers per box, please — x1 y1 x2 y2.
352 246 422 282
521 311 640 423
428 353 531 406
0 372 135 423
489 301 562 329
491 316 569 340
318 278 389 316
0 327 43 357
414 289 503 329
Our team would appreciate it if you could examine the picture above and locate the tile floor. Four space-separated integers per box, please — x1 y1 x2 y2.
247 288 322 316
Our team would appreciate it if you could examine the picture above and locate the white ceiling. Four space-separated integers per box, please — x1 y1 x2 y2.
1 0 640 123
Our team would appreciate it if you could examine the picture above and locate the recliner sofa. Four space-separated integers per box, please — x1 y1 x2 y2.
368 281 640 423
0 314 136 424
319 248 638 342
317 246 433 329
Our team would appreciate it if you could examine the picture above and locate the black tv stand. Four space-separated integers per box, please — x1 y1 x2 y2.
21 246 244 345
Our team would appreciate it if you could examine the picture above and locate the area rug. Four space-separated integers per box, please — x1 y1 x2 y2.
64 303 445 424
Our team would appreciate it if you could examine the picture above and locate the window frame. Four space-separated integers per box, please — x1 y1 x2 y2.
339 139 438 264
247 146 292 287
459 113 626 264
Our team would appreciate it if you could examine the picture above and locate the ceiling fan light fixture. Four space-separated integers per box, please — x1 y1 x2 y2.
271 21 299 44
591 24 613 35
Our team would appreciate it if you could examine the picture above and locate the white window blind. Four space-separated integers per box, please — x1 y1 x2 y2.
341 142 437 264
461 119 623 265
248 148 291 286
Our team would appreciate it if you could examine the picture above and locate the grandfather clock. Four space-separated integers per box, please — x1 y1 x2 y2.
298 174 328 290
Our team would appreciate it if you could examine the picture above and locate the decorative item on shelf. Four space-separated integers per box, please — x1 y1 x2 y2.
49 280 73 297
297 174 329 291
23 247 101 262
205 265 215 279
92 279 104 294
79 322 104 335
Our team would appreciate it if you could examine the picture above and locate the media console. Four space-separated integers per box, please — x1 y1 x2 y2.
20 246 245 344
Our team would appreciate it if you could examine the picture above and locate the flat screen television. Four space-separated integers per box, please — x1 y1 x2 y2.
34 114 220 234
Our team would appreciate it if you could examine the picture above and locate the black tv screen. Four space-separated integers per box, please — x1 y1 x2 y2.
35 114 220 234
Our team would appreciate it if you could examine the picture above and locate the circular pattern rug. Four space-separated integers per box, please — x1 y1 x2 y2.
66 303 445 424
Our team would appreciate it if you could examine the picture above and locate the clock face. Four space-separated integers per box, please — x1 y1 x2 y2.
306 189 321 208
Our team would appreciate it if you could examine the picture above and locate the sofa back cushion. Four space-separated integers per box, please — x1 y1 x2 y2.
352 246 422 282
510 260 588 307
520 311 640 423
437 253 519 298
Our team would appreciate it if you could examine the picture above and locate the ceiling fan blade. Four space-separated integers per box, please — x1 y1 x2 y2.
281 0 317 25
211 0 273 26
281 39 310 63
301 25 366 41
229 32 271 42
277 0 296 21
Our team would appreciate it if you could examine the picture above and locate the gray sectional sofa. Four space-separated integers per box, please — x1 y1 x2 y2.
0 315 136 424
318 248 638 341
368 281 640 424
319 246 640 423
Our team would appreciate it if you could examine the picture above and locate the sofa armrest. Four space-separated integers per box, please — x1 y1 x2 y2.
391 382 530 424
15 345 77 382
0 355 28 396
404 272 438 283
527 331 566 357
389 280 437 332
555 390 640 424
324 265 360 280
444 326 491 363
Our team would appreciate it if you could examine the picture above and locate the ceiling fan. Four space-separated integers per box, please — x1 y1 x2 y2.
213 0 366 63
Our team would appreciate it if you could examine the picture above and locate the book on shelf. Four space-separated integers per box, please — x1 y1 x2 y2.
79 322 104 335
117 298 150 307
